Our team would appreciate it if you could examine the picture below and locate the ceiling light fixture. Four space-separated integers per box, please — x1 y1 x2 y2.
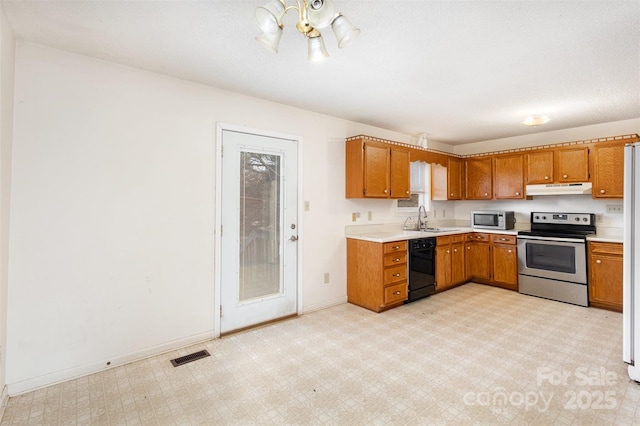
254 0 360 61
522 115 550 127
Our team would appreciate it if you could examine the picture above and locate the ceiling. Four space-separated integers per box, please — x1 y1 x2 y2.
2 0 639 145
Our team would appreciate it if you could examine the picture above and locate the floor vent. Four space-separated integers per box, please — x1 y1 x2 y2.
170 350 210 367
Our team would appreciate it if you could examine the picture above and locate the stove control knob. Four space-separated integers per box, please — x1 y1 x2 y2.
542 216 547 220
583 217 588 222
535 215 539 220
575 217 580 222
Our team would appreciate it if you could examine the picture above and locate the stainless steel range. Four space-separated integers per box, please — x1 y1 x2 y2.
517 212 595 306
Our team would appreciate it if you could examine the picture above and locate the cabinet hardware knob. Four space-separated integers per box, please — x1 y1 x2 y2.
544 176 549 180
393 258 400 262
563 174 568 179
467 247 471 250
392 246 399 249
484 193 488 197
454 249 457 252
406 190 409 194
393 291 401 295
450 193 454 196
393 273 401 277
596 259 602 264
600 189 605 194
446 250 450 253
508 250 512 253
515 192 520 196
384 189 388 193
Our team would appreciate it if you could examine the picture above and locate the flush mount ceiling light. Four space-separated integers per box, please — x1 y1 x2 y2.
254 0 360 61
522 115 551 127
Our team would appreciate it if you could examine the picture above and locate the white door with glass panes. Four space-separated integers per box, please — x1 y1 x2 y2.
219 128 298 334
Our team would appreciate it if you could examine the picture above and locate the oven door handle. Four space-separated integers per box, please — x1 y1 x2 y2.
517 235 585 243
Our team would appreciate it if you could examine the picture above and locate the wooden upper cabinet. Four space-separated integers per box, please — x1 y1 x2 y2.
345 138 410 199
526 150 554 184
448 157 463 200
389 147 410 198
493 154 524 199
555 146 589 182
464 157 492 200
592 141 625 199
431 157 463 200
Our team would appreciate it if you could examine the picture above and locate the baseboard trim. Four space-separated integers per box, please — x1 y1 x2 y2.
302 296 347 314
7 331 215 396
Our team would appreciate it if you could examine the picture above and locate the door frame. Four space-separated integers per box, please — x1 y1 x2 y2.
214 122 304 338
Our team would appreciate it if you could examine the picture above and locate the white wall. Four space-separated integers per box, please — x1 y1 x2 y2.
5 42 416 394
0 7 14 406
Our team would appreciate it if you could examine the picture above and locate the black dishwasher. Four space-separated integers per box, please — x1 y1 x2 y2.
405 238 436 303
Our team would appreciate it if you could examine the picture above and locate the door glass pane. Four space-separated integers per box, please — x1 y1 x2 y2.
525 243 576 274
239 151 282 301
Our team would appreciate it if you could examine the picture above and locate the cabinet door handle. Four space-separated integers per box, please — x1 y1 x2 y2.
596 259 602 264
392 245 400 250
450 192 454 196
484 193 489 197
544 176 549 180
406 190 410 194
453 249 457 253
515 192 520 196
392 258 401 262
467 247 471 250
393 291 401 295
563 174 568 179
508 250 512 253
499 238 507 241
600 189 606 194
393 273 401 277
384 189 388 193
446 250 450 253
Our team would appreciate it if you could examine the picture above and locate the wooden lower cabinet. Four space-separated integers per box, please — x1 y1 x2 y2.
435 234 466 292
465 233 490 280
588 242 623 312
490 234 518 290
347 239 408 312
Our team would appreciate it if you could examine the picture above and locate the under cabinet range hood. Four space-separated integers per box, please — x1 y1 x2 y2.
525 182 593 196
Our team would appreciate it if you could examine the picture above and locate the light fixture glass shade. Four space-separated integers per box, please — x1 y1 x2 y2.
307 34 329 61
331 14 360 48
255 0 286 34
307 0 335 29
256 27 283 53
522 115 550 126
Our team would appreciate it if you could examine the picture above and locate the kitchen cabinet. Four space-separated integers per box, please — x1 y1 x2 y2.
465 233 490 280
345 138 410 199
435 234 466 292
526 150 554 184
555 146 589 183
490 234 518 290
591 141 625 199
493 154 525 199
431 157 463 200
464 158 492 200
346 239 408 312
588 242 623 312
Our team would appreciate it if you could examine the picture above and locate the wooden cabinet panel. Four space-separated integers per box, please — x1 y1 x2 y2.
592 142 625 199
431 157 463 200
465 240 490 280
451 242 466 284
556 146 589 182
390 147 411 198
492 244 518 290
526 151 554 184
345 139 410 199
363 142 391 197
435 238 452 291
589 242 623 312
464 158 492 200
347 239 408 312
493 154 524 199
448 157 463 200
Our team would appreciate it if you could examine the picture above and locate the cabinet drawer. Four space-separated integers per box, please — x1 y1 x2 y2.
491 234 516 245
436 236 451 245
384 265 407 284
384 282 407 304
384 240 407 254
384 252 407 267
467 233 490 242
589 242 623 256
451 234 466 244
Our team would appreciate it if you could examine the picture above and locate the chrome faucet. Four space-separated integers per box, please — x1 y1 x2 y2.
403 216 415 230
417 205 428 230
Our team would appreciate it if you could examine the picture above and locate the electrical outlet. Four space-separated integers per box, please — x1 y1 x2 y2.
606 204 623 214
323 273 330 284
368 211 373 221
442 210 446 218
595 214 604 223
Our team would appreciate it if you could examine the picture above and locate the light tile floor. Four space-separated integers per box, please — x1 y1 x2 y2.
2 283 640 425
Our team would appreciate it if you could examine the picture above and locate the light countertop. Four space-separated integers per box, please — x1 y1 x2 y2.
346 226 520 243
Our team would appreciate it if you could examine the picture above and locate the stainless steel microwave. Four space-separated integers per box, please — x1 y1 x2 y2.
471 210 515 230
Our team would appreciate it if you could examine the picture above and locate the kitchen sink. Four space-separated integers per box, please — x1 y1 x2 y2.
421 228 461 233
